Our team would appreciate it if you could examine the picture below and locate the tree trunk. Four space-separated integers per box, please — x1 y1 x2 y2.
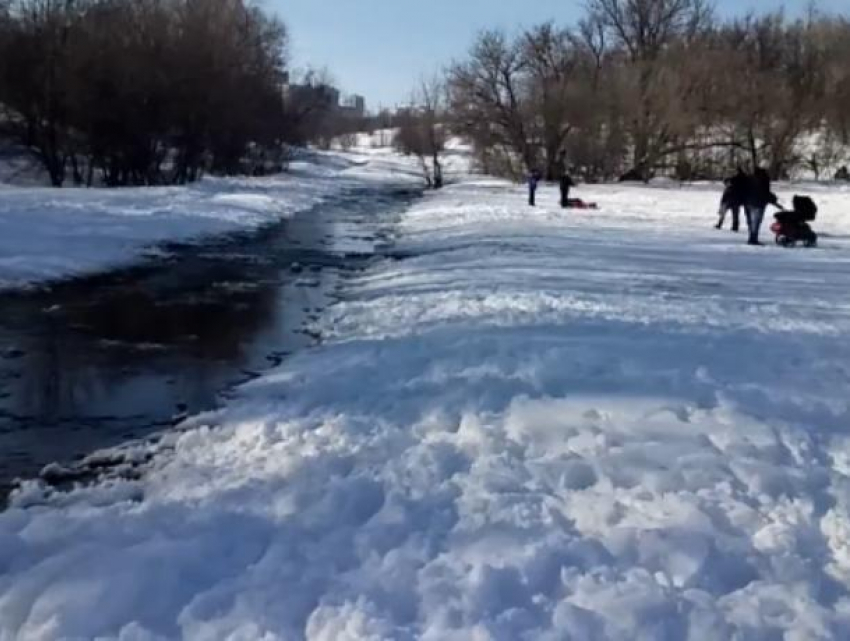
418 154 433 188
747 129 759 171
42 148 65 187
432 153 443 189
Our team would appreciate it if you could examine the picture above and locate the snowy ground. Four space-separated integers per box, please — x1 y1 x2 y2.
3 174 850 639
0 149 419 291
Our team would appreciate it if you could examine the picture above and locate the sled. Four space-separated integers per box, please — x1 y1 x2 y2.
564 198 599 210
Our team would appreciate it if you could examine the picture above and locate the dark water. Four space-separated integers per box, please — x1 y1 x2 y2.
0 185 417 498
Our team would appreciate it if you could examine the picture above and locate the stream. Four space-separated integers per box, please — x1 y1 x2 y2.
0 184 418 500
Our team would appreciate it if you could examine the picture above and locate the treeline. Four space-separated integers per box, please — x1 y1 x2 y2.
0 0 290 186
444 0 850 182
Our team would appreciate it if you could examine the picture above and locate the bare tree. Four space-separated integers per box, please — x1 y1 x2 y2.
447 30 534 178
521 22 580 179
0 0 292 187
0 0 78 186
823 18 850 144
395 76 446 189
586 0 714 179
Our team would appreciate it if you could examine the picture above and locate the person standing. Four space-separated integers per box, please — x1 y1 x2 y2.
716 167 747 231
528 169 542 207
745 167 779 245
560 172 575 208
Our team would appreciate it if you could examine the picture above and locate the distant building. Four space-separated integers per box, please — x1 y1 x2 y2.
340 95 366 118
282 73 366 118
282 80 365 119
284 83 340 112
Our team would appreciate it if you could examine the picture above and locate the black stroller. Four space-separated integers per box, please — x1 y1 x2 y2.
770 195 819 248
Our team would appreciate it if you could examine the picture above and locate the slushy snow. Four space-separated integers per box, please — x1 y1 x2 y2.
0 150 414 290
3 165 850 639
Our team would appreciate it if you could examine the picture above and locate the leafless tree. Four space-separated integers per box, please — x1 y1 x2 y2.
444 2 848 182
395 76 446 189
447 30 534 179
585 0 714 179
0 0 291 187
521 22 581 179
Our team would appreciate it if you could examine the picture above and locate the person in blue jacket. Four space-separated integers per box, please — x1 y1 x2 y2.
528 168 542 207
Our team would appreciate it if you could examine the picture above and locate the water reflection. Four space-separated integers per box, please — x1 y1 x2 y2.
0 185 416 496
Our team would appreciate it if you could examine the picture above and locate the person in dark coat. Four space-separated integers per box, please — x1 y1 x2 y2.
745 167 779 245
528 169 542 207
716 167 748 231
560 172 575 208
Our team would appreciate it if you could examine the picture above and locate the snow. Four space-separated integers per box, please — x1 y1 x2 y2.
0 143 49 187
3 170 850 639
0 150 419 291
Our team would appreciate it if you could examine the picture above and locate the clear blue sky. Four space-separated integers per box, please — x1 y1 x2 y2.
270 0 848 110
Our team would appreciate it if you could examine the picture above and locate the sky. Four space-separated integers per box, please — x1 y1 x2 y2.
270 0 849 110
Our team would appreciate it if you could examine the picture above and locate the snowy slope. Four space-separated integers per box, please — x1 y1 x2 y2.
3 177 850 639
0 150 420 291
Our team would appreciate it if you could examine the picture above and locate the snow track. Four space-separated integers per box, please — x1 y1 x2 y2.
3 175 850 639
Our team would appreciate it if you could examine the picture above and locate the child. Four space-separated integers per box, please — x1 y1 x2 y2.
716 168 748 231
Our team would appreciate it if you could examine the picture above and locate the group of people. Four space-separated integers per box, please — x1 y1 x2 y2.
527 168 575 208
526 162 784 247
716 167 779 245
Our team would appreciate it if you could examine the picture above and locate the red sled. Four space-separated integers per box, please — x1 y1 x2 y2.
565 198 598 210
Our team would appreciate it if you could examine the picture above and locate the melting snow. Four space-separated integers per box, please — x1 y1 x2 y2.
2 165 850 639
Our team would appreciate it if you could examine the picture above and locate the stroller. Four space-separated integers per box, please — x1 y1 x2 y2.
770 195 818 248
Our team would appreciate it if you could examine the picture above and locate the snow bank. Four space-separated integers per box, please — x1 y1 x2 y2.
3 177 850 639
0 143 48 187
0 150 420 291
